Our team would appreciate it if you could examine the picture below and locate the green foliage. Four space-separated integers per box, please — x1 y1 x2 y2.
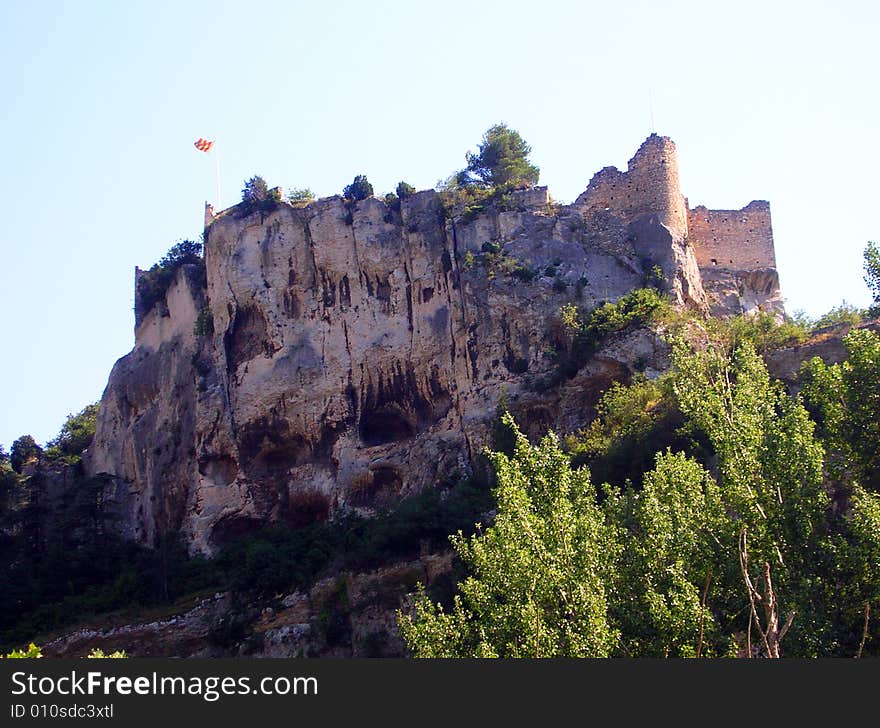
287 187 315 206
800 328 880 490
3 643 41 658
810 301 866 330
135 240 204 320
563 374 707 487
463 123 540 190
609 451 730 657
707 311 809 354
864 241 880 316
45 403 99 459
193 307 214 337
343 175 374 201
436 172 494 222
399 415 619 657
556 288 669 378
86 648 127 658
642 264 666 291
396 181 416 199
10 435 41 473
404 335 880 657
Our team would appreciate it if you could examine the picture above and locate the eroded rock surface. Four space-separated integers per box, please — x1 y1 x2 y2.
84 135 782 554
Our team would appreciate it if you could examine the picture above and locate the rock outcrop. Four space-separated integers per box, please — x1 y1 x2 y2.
84 134 783 554
42 552 454 658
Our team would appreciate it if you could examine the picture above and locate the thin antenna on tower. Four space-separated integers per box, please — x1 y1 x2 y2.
649 87 655 133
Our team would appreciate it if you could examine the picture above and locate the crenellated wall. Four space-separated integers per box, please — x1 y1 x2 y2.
687 200 775 270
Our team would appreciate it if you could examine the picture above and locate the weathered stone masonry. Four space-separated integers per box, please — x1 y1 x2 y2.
688 200 775 270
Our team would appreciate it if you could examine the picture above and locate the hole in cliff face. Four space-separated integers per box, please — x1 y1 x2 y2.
199 455 239 486
358 363 452 446
239 417 314 477
349 465 403 507
224 304 274 365
359 409 414 446
283 490 332 527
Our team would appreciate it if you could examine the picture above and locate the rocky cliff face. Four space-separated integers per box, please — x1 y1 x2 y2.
84 135 781 554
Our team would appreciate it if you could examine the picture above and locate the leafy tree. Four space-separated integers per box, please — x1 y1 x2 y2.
864 241 880 316
242 175 269 205
398 415 619 657
46 403 99 458
800 328 880 491
159 239 202 268
193 307 214 337
240 176 281 214
811 301 865 330
707 311 808 354
396 181 416 199
463 123 540 190
672 340 832 655
136 239 204 320
287 187 315 205
343 175 373 201
608 451 731 657
10 436 41 473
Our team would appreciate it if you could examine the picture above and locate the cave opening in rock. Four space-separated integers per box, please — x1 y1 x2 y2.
358 409 414 446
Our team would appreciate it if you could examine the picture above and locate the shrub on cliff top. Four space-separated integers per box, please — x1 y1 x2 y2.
396 181 416 199
135 239 204 322
287 187 315 206
45 403 100 459
343 175 374 202
10 435 41 473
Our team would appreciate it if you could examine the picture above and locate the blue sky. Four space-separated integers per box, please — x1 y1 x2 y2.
1 0 877 449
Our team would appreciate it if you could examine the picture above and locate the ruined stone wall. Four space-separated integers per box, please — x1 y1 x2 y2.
575 134 688 237
687 200 775 269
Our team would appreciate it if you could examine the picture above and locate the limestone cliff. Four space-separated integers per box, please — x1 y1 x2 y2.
84 134 783 554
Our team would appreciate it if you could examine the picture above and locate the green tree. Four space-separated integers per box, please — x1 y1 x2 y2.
396 181 416 199
10 435 41 473
287 187 315 205
135 239 204 321
811 301 865 330
241 175 269 205
464 123 540 190
343 175 373 201
608 451 731 657
673 340 831 655
801 328 880 491
864 241 880 316
398 415 619 657
46 403 100 458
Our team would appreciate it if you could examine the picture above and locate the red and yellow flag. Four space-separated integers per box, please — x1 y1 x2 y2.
194 138 214 153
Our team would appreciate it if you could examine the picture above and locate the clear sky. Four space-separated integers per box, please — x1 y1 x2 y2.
1 0 877 449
